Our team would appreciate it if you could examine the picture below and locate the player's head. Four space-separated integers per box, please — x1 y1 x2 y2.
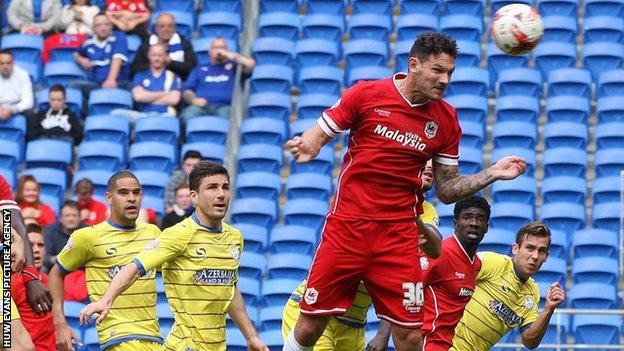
407 32 457 101
512 222 551 279
93 14 113 40
49 84 67 111
421 159 434 191
60 200 82 232
106 171 142 225
453 195 490 248
0 49 14 79
26 223 45 270
182 150 202 176
189 161 230 227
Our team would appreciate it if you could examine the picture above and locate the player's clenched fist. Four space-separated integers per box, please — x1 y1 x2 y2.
545 282 565 310
247 335 270 351
286 136 315 163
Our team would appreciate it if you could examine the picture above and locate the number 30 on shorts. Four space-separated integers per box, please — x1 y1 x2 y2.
402 282 424 307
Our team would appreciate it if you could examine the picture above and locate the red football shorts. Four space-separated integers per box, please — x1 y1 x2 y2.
300 215 424 328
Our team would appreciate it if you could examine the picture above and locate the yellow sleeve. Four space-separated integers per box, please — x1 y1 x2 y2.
421 201 441 238
56 227 93 273
476 251 507 281
521 284 540 328
133 224 190 275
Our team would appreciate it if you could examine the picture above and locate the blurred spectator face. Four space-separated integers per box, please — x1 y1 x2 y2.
148 44 167 70
93 15 113 40
0 53 14 79
155 14 176 42
75 181 94 206
49 90 66 111
209 38 229 65
175 187 191 210
182 156 201 176
422 159 433 192
27 231 46 270
22 180 40 203
60 205 81 232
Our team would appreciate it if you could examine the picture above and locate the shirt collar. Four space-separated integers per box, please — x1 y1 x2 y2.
106 219 136 231
191 213 222 233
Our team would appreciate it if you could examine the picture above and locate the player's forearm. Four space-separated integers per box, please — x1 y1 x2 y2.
434 164 497 204
521 308 555 349
48 266 68 326
376 319 392 342
99 263 141 306
303 124 333 157
417 217 441 258
228 288 260 341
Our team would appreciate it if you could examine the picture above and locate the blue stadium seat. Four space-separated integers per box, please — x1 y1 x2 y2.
490 176 536 205
396 14 438 42
573 315 622 348
348 65 392 87
0 169 16 189
532 257 566 285
573 257 618 284
490 0 531 12
64 301 85 332
306 0 346 14
295 39 340 69
596 96 624 123
298 66 343 95
89 89 133 115
260 0 300 13
440 15 482 41
595 122 624 150
286 173 332 201
261 278 299 306
198 11 241 40
584 16 624 44
490 147 536 177
495 95 540 123
351 0 393 15
239 251 265 280
489 202 534 232
394 40 412 73
126 34 141 63
15 61 40 85
72 170 113 198
572 228 619 259
437 226 454 239
540 202 586 234
259 329 284 349
83 327 101 351
181 142 225 164
399 0 441 14
134 116 179 144
492 121 537 149
458 146 483 174
582 42 624 82
348 13 392 41
542 176 586 205
546 96 591 123
547 68 592 99
133 170 169 198
226 326 248 350
192 37 238 66
290 145 334 175
497 68 542 98
435 202 455 228
231 198 277 227
584 0 624 18
343 39 388 70
22 167 66 199
548 229 568 259
487 42 529 88
597 68 624 97
248 92 292 120
39 193 60 214
26 139 72 170
236 172 281 201
537 0 578 17
250 64 293 94
459 120 485 148
235 223 268 253
43 61 86 87
258 12 300 41
443 0 485 16
297 93 338 119
541 15 577 44
267 253 312 280
185 116 229 144
445 94 488 124
569 282 617 309
37 87 83 117
259 305 285 331
201 0 242 12
538 313 569 349
455 40 481 67
592 176 620 204
238 277 261 307
84 115 129 144
155 273 166 304
446 67 489 96
0 140 20 172
151 11 193 39
156 302 174 338
301 13 345 42
270 225 317 255
241 118 286 145
238 144 283 173
592 201 621 234
155 0 195 12
129 142 176 173
284 199 329 232
0 114 26 144
594 148 624 177
534 42 577 80
252 37 295 66
477 228 514 256
0 34 43 63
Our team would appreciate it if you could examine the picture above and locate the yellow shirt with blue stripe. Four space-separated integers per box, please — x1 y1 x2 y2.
450 251 540 351
56 220 163 350
133 214 244 351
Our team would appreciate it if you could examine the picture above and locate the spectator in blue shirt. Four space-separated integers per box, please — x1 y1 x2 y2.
180 37 255 121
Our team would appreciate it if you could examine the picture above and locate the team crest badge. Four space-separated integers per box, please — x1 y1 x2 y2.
145 239 159 250
524 296 534 309
225 63 233 70
230 246 240 260
304 288 319 305
61 240 73 252
419 256 429 270
424 121 438 139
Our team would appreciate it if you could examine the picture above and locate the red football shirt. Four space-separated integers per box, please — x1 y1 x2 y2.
0 175 19 211
11 272 56 351
421 236 482 351
106 0 149 13
80 198 108 226
319 73 461 220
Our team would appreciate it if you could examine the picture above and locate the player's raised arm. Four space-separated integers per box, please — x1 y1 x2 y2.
228 287 269 351
433 155 527 204
286 124 334 163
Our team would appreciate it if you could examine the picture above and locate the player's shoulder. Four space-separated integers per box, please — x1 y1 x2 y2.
136 221 162 235
163 216 194 236
73 221 106 237
477 251 511 268
422 200 437 217
224 222 244 241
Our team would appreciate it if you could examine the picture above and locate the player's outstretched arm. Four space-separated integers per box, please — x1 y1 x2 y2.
228 287 269 351
286 124 333 164
366 319 390 351
49 265 83 351
521 282 566 349
433 156 527 204
416 216 442 258
79 263 141 325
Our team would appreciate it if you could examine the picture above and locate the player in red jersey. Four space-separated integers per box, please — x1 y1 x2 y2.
284 32 527 351
369 195 491 351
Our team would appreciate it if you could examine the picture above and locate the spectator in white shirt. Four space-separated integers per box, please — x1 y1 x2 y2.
0 50 34 121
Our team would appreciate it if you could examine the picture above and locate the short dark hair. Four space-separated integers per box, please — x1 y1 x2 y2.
453 195 491 221
0 49 13 57
515 222 552 249
26 223 43 234
183 150 202 161
49 84 66 97
106 170 140 192
189 161 229 191
61 200 80 212
409 32 458 64
76 178 94 193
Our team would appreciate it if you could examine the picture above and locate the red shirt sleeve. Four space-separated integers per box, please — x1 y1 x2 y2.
317 83 363 137
434 109 462 166
0 176 19 210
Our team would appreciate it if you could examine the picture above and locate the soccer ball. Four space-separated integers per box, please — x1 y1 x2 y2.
490 4 544 55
